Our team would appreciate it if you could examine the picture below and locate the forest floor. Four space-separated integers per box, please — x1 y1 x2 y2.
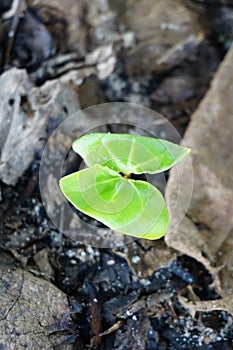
0 0 233 349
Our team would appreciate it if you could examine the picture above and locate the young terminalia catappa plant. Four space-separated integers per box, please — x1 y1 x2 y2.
59 133 190 240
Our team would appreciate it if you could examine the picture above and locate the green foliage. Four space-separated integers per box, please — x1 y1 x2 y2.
59 133 190 240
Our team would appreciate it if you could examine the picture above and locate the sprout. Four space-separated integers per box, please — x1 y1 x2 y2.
59 133 190 240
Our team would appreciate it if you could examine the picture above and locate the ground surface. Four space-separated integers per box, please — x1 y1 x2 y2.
0 0 233 349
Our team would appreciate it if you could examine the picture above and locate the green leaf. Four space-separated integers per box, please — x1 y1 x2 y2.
59 164 169 240
73 133 190 175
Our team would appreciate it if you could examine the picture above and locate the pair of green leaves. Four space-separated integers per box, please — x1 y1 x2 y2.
59 133 190 240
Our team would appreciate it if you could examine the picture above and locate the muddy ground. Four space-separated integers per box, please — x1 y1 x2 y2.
0 0 233 349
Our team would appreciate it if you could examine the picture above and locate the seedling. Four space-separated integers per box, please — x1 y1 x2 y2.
59 133 190 240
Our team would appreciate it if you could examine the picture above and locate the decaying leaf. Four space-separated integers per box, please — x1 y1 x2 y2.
165 46 233 300
0 252 72 349
178 294 233 319
0 68 79 186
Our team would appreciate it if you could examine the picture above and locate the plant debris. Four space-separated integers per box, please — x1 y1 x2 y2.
0 0 233 349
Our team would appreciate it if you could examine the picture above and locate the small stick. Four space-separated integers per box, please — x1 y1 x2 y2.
3 0 26 68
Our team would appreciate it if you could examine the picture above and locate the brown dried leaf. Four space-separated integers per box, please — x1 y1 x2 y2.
0 68 79 186
0 252 71 349
165 46 233 298
178 294 233 318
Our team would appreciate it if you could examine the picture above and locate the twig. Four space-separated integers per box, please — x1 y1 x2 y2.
3 0 26 68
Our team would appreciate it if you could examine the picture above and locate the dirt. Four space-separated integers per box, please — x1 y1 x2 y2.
0 0 233 349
